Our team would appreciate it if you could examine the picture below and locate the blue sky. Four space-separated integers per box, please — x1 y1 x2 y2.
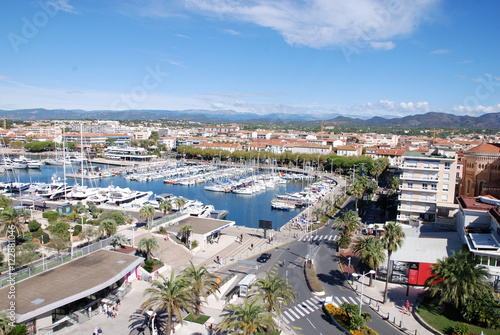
0 0 499 119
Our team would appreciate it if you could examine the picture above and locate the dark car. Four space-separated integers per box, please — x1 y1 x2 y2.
257 253 271 263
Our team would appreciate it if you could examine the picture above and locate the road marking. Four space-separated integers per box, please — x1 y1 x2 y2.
305 299 319 309
301 302 315 313
328 235 333 241
306 317 316 329
291 326 302 330
297 304 310 314
287 308 300 319
294 306 306 317
349 297 359 304
283 311 294 322
341 297 349 303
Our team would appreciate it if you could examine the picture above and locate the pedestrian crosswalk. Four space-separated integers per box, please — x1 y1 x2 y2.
298 234 339 242
279 295 361 324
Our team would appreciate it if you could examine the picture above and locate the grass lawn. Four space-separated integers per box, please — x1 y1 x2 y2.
418 297 497 335
184 313 210 324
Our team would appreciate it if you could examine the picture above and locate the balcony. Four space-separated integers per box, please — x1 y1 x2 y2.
401 164 440 171
398 195 437 203
400 174 439 182
399 185 438 193
398 205 436 213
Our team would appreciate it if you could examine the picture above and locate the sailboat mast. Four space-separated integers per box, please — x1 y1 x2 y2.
80 123 84 186
63 127 67 201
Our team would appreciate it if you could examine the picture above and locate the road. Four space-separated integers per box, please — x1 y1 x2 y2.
250 198 401 335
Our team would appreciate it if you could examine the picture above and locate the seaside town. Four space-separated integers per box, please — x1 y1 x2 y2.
0 117 499 335
2 1 500 335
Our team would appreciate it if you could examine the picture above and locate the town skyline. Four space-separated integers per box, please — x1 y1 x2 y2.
1 1 500 118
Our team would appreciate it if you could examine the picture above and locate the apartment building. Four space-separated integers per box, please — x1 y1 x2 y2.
398 149 458 224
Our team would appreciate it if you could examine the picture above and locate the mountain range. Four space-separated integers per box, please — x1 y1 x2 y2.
0 108 499 128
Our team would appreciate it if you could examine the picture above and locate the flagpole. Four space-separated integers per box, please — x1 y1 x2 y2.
42 235 45 270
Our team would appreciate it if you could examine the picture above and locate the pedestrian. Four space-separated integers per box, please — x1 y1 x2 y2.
98 304 102 315
117 298 121 306
93 327 98 335
97 327 103 334
88 306 92 319
240 234 243 242
405 300 410 314
250 243 253 250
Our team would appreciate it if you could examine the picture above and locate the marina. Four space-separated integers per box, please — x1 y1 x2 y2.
0 158 328 229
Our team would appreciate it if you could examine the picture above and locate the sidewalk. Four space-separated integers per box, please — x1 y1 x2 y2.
339 250 434 335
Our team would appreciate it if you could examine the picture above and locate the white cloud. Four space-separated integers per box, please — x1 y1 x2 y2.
454 75 466 80
160 59 188 68
369 41 396 50
430 49 450 55
175 34 191 39
0 75 9 81
184 0 439 49
46 0 79 14
224 29 240 35
457 60 473 64
451 104 500 116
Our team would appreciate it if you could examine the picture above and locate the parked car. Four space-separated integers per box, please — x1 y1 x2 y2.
257 253 271 263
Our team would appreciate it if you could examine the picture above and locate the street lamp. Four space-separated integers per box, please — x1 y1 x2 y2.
347 256 351 280
132 224 136 247
351 270 376 315
68 228 74 258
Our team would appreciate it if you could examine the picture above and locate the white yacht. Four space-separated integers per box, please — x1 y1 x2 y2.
199 205 215 218
106 187 153 205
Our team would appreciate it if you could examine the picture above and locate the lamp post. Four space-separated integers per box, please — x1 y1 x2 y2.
132 224 136 247
351 270 376 315
68 228 74 258
347 256 351 280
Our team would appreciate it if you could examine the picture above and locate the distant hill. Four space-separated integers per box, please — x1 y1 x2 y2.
0 108 499 128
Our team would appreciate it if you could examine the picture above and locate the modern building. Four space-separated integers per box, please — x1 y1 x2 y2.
456 195 500 290
103 146 156 161
398 148 458 224
459 143 500 198
0 250 143 334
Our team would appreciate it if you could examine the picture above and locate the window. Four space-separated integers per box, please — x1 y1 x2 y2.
431 184 437 191
466 180 471 194
430 194 436 201
443 184 449 192
423 172 429 180
441 194 448 201
408 182 413 189
408 170 414 178
424 162 430 168
420 203 426 211
443 173 450 181
445 162 451 170
432 162 439 169
406 202 411 210
421 194 427 201
422 183 428 190
482 256 489 266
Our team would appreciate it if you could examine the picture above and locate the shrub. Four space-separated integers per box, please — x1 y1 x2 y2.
143 260 154 273
99 210 126 225
158 226 167 234
453 323 469 335
28 220 41 232
42 211 59 224
191 240 199 249
73 224 82 236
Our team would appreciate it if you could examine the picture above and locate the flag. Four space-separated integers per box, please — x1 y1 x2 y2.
41 235 44 246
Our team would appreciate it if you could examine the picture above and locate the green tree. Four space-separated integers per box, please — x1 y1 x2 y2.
179 224 193 246
389 176 400 190
99 219 117 238
217 298 277 335
425 250 492 310
73 201 86 214
140 272 192 335
99 210 126 225
251 271 298 317
110 233 128 249
1 208 23 237
381 222 405 303
47 220 71 239
139 205 155 233
0 195 13 209
80 226 99 244
48 235 69 255
173 197 187 211
137 237 159 261
0 310 14 335
181 262 219 319
159 200 172 215
333 210 361 236
337 231 352 249
352 237 385 285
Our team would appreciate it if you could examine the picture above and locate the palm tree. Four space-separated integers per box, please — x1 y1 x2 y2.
352 182 365 212
425 250 492 309
334 210 361 236
217 298 277 335
73 201 86 214
110 233 128 249
323 199 334 215
352 236 385 285
141 272 192 335
1 207 24 237
99 219 117 238
251 271 298 317
181 262 219 319
381 221 405 303
139 204 156 233
337 231 352 249
159 199 172 215
0 310 13 335
179 224 193 247
137 237 159 260
173 197 187 212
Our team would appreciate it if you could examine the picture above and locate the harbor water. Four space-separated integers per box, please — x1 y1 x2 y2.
1 164 312 230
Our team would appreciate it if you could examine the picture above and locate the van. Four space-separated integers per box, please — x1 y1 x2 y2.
238 274 256 297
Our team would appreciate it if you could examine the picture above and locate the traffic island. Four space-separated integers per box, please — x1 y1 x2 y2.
304 260 325 296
